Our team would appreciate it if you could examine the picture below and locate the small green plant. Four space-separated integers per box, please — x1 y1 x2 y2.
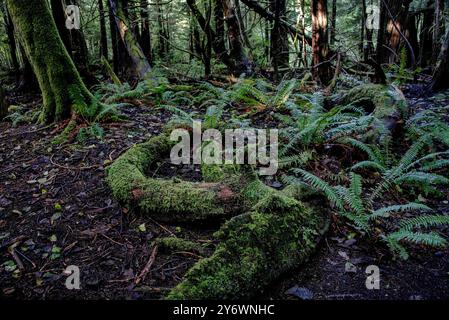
283 169 449 259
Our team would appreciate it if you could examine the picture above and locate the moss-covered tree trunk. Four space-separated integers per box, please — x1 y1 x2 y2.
108 0 153 80
6 0 96 123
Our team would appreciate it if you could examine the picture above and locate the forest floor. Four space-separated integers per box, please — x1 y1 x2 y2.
1 85 448 300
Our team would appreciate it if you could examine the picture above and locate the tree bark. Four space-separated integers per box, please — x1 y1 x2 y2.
311 0 331 85
221 0 253 76
419 4 434 67
239 0 312 46
330 0 337 45
430 28 449 90
270 0 289 80
67 0 90 71
139 0 152 62
108 0 152 80
187 0 251 76
432 0 445 64
50 0 73 57
6 0 96 123
99 0 108 59
2 6 20 76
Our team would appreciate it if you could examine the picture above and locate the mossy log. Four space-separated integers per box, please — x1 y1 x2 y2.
341 84 408 140
106 134 274 222
167 191 329 299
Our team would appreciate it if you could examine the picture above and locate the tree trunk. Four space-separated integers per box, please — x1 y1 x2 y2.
3 6 20 76
239 0 312 46
221 0 253 76
311 0 331 85
17 44 38 91
50 0 73 57
67 0 90 71
430 28 449 90
108 0 152 80
139 0 152 63
404 12 419 68
419 5 434 68
187 0 250 76
361 0 373 61
6 0 96 123
432 0 445 65
330 0 337 45
99 0 108 59
156 0 167 57
270 0 289 81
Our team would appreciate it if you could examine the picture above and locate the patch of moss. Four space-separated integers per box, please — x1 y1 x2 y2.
157 237 205 254
166 193 329 300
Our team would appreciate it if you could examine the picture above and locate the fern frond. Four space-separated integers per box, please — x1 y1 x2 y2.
387 231 447 247
292 169 344 210
399 215 449 231
370 203 432 220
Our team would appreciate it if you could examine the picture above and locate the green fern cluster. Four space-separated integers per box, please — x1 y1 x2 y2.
283 135 449 260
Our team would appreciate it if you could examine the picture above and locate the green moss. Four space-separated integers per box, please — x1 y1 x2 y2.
157 237 205 254
343 84 408 119
106 135 278 222
6 0 97 123
167 193 328 300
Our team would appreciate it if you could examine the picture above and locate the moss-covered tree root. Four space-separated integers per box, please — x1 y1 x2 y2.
106 134 275 222
107 134 330 299
167 192 329 299
341 84 408 141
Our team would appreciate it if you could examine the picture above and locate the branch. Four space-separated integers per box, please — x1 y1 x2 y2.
239 0 312 46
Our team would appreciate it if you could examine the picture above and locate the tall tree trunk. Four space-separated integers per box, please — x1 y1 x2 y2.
239 0 312 46
214 0 227 60
430 28 449 90
311 0 331 85
376 0 411 64
108 0 152 80
270 0 289 81
432 0 445 65
419 4 434 67
139 0 152 62
50 0 72 57
221 0 253 76
361 0 374 61
187 0 250 76
404 12 419 68
330 0 337 45
6 0 96 123
67 0 90 71
156 0 167 57
99 0 108 59
3 6 20 76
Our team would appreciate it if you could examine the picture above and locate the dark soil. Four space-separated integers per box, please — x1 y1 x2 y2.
0 86 448 300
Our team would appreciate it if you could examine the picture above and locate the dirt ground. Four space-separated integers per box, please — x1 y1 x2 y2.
1 87 448 300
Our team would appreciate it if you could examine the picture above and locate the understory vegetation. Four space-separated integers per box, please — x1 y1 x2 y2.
1 0 449 301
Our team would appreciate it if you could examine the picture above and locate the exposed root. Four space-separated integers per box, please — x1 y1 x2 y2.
167 191 330 299
106 133 331 299
341 84 408 141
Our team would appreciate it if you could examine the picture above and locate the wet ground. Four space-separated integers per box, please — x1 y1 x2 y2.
0 86 448 300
